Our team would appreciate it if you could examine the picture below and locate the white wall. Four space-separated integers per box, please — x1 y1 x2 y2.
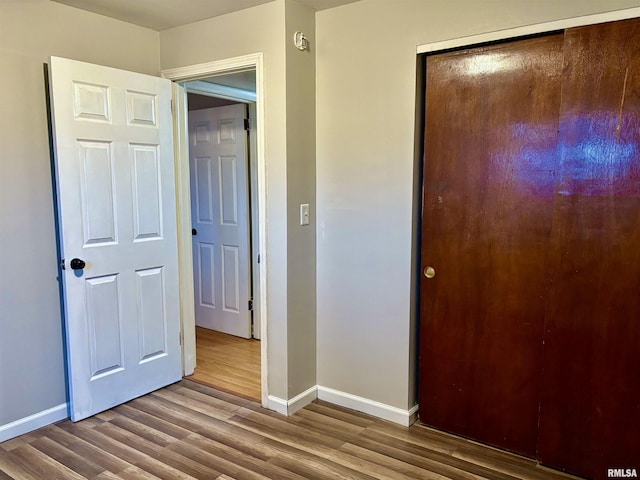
0 0 159 430
315 0 640 411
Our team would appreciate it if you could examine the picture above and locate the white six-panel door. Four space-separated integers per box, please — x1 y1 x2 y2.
189 105 251 338
48 57 182 421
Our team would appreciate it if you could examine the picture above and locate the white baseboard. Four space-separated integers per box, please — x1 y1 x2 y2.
267 395 288 415
0 403 68 443
287 385 318 415
0 389 417 444
267 385 318 416
408 403 419 426
317 385 418 427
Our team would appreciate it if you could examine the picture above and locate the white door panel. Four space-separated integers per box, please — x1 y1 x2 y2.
49 57 182 421
189 105 251 338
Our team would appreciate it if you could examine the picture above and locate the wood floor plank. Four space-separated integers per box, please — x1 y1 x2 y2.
29 436 105 479
293 407 368 437
111 403 194 441
56 421 152 467
0 468 15 480
0 379 584 480
247 408 437 480
182 433 308 480
127 394 228 432
230 408 346 450
174 379 254 407
93 422 166 458
304 400 377 428
96 465 161 480
264 439 379 480
366 420 459 455
0 430 44 452
92 421 223 480
338 442 449 480
453 444 560 480
151 386 242 419
188 327 261 401
182 415 273 460
268 433 426 480
47 425 131 475
1 444 85 480
362 421 553 479
35 425 80 450
132 457 201 480
351 433 519 480
166 439 269 480
105 412 182 448
0 450 42 480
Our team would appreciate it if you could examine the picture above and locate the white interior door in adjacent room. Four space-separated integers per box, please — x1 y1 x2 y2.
189 104 252 339
48 56 182 421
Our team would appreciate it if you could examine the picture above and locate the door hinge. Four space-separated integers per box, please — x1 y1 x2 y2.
171 99 174 114
257 253 260 264
179 332 182 346
244 118 250 131
248 299 254 311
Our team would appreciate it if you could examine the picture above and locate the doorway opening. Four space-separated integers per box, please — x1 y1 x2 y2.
184 73 260 401
162 54 268 407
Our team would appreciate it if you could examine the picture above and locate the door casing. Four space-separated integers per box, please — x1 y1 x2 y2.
162 53 268 407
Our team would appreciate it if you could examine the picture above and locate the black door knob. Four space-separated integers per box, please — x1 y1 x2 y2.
70 258 86 270
192 228 197 235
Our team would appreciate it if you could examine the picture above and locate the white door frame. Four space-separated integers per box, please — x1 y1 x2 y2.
162 53 268 407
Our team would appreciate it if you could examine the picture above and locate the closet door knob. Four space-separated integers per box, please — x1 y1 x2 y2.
424 266 435 279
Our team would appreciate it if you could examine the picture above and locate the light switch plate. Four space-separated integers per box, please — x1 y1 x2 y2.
300 203 310 226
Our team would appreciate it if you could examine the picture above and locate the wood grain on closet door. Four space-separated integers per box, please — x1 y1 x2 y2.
539 17 640 478
419 34 564 457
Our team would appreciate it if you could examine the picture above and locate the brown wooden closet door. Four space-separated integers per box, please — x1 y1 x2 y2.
419 35 564 457
539 18 640 478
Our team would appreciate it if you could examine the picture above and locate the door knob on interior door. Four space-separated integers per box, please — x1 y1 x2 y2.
69 258 86 270
424 266 436 278
192 228 197 235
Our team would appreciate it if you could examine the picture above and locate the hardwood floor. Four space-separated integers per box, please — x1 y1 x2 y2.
188 327 261 402
0 380 582 480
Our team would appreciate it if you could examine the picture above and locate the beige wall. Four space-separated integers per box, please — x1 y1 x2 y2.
3 0 639 436
160 1 289 400
315 0 640 410
285 0 317 398
0 0 159 427
161 0 305 400
160 0 319 400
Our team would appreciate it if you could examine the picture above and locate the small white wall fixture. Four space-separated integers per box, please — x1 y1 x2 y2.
162 53 268 407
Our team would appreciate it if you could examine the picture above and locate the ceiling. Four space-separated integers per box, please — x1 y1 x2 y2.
50 0 361 31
